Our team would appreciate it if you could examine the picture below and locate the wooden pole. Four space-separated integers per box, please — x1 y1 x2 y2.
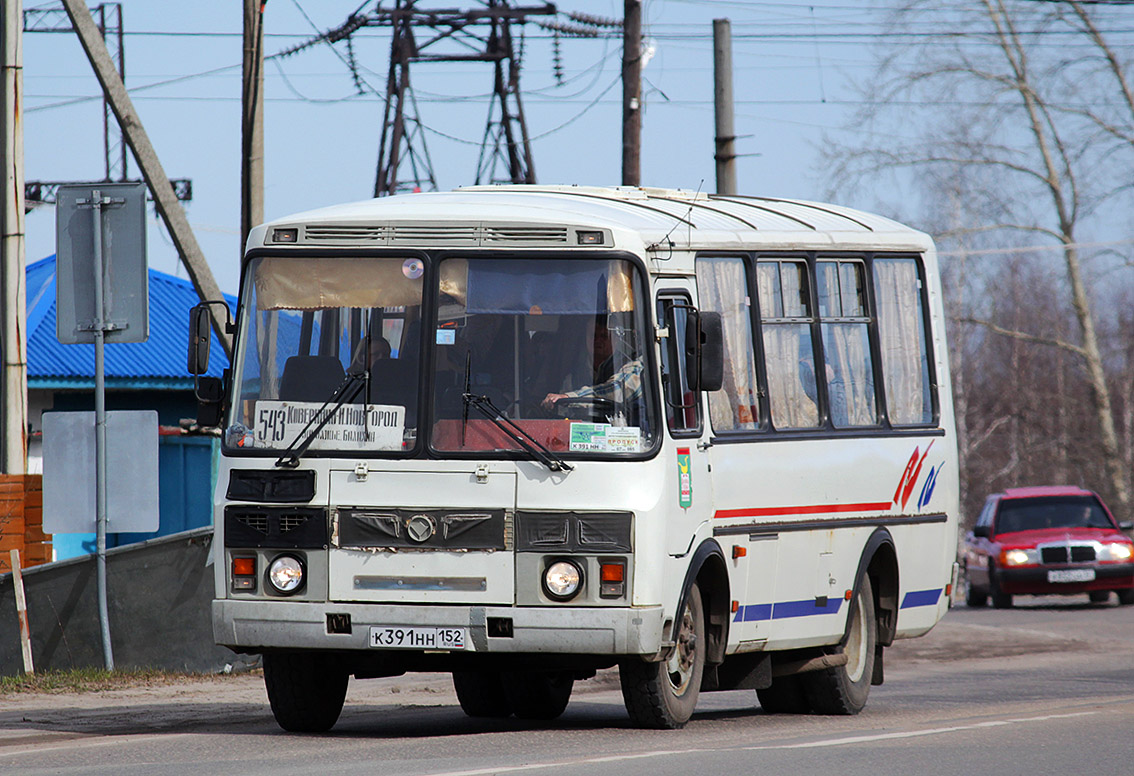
1 0 28 475
241 0 265 251
9 549 34 674
61 0 232 358
621 0 642 186
713 19 737 195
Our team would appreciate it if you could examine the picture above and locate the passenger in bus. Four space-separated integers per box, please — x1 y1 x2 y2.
350 335 391 373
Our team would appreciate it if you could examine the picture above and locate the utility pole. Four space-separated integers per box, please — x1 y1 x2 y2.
713 18 737 195
1 0 28 475
242 0 266 249
621 0 641 187
61 0 231 357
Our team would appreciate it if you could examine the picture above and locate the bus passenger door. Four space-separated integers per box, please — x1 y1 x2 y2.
657 290 714 557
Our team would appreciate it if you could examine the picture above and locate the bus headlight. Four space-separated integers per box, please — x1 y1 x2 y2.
543 560 583 601
267 555 305 594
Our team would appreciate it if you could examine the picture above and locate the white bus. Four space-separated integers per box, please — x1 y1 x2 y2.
189 185 958 731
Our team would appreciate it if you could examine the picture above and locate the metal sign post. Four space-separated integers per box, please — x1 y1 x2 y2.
87 189 115 670
55 182 148 672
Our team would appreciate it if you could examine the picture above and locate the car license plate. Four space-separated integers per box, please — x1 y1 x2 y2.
1047 568 1096 583
369 626 468 650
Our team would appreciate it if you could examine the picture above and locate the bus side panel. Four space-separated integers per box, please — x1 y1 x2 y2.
710 435 953 651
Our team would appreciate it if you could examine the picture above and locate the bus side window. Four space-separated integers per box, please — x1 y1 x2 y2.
872 257 934 426
656 294 701 435
694 257 761 433
817 259 877 428
756 260 820 430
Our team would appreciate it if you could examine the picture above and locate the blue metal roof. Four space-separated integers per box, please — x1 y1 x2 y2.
26 255 235 390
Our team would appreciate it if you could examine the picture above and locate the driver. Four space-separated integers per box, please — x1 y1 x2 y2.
541 356 644 411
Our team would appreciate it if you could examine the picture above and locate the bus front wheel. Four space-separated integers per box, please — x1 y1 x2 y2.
803 576 876 715
619 582 706 729
452 671 513 718
262 650 349 732
503 670 575 720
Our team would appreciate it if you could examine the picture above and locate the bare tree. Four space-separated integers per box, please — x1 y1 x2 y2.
825 0 1133 511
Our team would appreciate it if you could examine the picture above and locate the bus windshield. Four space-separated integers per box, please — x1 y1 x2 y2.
225 254 658 458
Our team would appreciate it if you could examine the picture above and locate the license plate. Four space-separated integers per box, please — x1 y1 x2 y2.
1047 568 1096 583
369 626 468 650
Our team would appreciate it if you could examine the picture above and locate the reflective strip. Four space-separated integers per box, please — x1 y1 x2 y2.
900 588 942 608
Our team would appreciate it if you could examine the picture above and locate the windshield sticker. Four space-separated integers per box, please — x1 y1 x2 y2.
568 422 641 453
436 328 456 345
253 400 404 451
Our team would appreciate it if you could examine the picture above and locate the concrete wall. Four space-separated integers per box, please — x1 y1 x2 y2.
0 527 240 676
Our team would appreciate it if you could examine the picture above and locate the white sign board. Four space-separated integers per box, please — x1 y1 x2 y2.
247 401 405 451
42 411 160 534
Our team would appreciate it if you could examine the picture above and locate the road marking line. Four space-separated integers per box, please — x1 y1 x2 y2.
747 711 1099 750
413 710 1100 776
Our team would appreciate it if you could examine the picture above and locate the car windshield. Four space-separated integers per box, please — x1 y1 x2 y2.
225 254 658 458
994 496 1114 534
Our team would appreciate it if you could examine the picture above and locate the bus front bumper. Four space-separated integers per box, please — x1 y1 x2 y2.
213 599 666 656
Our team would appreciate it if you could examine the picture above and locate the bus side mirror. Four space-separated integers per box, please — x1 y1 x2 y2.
195 375 225 428
686 310 724 392
187 304 212 375
972 525 991 539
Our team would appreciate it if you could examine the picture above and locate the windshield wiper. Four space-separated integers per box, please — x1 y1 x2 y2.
462 392 573 473
276 370 366 468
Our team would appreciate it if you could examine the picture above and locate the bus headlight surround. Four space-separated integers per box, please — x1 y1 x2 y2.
267 554 305 594
543 559 583 601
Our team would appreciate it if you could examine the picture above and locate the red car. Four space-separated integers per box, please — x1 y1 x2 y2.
962 486 1134 607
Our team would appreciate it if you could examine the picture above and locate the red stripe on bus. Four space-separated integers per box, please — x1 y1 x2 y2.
714 502 893 519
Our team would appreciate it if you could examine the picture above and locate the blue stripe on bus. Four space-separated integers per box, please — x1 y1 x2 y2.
734 603 773 622
733 598 845 622
900 588 942 608
774 598 844 619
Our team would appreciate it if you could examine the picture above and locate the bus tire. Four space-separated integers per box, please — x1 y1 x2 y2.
756 674 811 714
803 576 876 715
262 650 348 732
503 670 574 720
452 671 513 718
619 582 706 729
1117 589 1134 606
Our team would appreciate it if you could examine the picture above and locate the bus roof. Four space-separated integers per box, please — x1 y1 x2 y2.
251 185 934 254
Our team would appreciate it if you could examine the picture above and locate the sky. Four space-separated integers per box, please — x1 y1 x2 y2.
21 1 899 294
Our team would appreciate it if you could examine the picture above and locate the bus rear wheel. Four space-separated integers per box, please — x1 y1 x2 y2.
619 582 706 729
756 674 811 714
262 650 349 732
452 671 513 718
803 576 876 715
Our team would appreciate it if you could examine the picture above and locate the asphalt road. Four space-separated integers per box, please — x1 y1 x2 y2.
1 594 1131 776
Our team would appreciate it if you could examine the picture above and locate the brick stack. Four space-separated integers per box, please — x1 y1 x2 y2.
0 475 49 572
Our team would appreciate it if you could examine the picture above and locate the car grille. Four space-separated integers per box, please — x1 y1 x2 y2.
1040 544 1096 564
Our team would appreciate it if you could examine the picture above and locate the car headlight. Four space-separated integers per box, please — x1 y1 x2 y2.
1099 542 1134 562
267 555 305 594
1000 548 1038 566
543 560 583 601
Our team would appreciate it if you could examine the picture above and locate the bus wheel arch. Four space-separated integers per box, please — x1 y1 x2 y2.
684 539 730 666
618 540 728 729
858 529 899 648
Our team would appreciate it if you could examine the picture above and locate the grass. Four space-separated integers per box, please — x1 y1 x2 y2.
0 667 213 695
